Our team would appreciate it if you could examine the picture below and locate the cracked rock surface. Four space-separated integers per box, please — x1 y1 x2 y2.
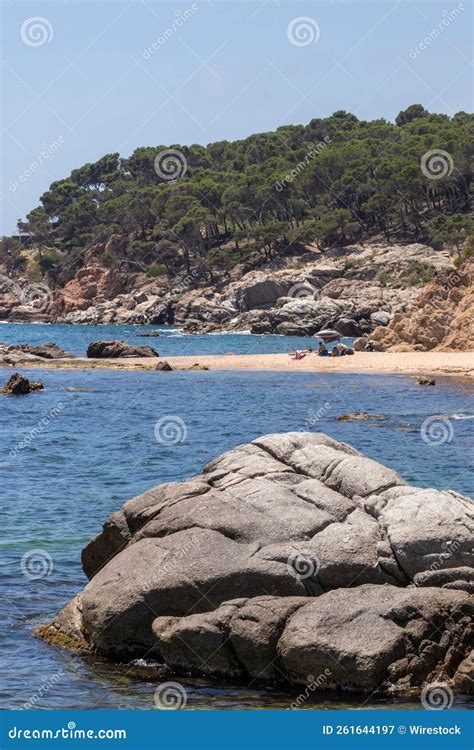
41 433 474 694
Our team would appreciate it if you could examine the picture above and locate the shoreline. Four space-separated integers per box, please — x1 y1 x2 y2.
2 351 473 380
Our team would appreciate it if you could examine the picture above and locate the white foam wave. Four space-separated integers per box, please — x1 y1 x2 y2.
129 658 161 667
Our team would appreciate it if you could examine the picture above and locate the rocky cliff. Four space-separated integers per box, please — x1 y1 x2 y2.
39 432 474 696
370 261 473 351
0 241 467 340
1 241 452 339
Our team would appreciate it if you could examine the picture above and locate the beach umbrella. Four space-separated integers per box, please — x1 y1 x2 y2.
313 329 341 341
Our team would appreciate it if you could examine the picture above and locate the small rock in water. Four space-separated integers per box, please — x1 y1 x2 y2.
414 376 436 386
155 361 173 371
336 412 388 421
64 387 95 392
1 372 44 395
188 363 209 370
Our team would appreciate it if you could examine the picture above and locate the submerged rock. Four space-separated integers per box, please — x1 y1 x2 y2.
39 432 474 695
414 376 436 386
86 340 159 358
1 373 44 394
187 363 209 370
336 412 388 421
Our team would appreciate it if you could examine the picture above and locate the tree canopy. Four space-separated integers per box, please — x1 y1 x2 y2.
12 106 474 281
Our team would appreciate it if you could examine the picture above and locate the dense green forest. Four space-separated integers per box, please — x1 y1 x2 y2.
3 104 473 284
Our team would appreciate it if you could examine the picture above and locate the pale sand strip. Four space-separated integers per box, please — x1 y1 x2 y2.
12 351 474 379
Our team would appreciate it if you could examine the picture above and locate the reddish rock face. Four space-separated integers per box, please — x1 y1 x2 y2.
370 261 473 351
59 257 128 314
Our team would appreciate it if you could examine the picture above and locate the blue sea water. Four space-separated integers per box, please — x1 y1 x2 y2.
0 322 350 357
0 325 472 710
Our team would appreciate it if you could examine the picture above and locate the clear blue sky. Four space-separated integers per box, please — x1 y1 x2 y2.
1 0 472 235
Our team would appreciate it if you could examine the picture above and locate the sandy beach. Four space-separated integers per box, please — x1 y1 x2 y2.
12 350 474 380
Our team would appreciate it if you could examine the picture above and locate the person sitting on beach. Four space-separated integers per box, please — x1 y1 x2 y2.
331 345 340 357
290 350 307 360
318 342 329 357
290 348 314 360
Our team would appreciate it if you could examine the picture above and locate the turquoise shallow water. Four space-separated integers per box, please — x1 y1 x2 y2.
0 326 473 710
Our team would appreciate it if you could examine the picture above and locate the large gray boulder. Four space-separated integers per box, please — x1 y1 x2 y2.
86 340 158 358
7 342 71 359
153 586 473 692
41 432 474 694
233 273 293 311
